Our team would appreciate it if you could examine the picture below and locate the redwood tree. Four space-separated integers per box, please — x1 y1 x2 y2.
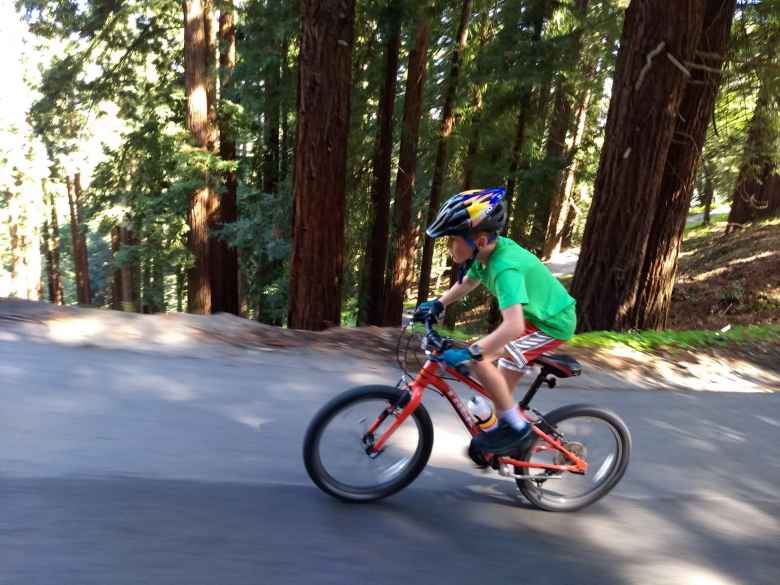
571 0 708 332
631 0 737 329
184 0 215 314
211 0 239 315
66 173 91 305
42 180 63 305
287 0 356 330
726 80 779 231
538 0 591 259
417 0 472 305
384 9 432 326
360 0 403 326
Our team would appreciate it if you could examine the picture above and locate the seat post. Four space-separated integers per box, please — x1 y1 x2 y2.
519 368 549 409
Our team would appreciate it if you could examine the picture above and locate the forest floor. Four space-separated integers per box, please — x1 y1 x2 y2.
671 215 780 330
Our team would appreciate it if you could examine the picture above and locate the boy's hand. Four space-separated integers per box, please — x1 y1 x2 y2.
413 299 444 323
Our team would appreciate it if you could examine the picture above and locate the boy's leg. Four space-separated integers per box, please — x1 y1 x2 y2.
471 360 515 412
469 327 564 455
497 357 526 393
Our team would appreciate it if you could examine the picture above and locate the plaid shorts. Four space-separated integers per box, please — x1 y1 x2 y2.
498 324 563 372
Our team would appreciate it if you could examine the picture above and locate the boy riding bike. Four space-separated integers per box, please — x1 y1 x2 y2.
413 187 577 458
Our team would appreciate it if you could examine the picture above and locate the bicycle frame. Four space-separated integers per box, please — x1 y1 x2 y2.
367 359 588 474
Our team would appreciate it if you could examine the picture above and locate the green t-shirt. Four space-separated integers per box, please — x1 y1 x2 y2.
466 237 577 340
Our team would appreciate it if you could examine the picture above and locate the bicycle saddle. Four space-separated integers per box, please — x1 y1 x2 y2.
532 353 582 378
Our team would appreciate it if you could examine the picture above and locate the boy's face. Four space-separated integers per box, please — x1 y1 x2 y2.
447 234 489 263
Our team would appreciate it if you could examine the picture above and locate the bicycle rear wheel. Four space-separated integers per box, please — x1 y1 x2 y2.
515 404 631 512
303 385 434 502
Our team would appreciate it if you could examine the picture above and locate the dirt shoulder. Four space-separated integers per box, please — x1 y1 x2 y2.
2 298 777 393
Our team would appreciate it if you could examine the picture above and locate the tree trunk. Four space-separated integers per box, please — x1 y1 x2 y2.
549 77 594 255
630 0 736 329
41 180 63 304
360 0 403 326
761 172 780 218
120 227 137 312
702 157 714 224
211 0 240 315
416 0 472 305
726 80 777 232
280 31 292 185
184 0 216 314
176 266 186 312
153 256 166 312
66 174 91 305
570 0 708 332
561 196 579 250
41 214 54 302
503 1 548 242
287 0 356 331
532 77 572 250
383 11 432 326
74 173 91 304
204 0 219 155
263 1 282 195
110 225 122 310
532 0 591 259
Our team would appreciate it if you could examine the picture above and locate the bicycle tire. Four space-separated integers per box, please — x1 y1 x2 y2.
303 385 434 502
516 403 631 512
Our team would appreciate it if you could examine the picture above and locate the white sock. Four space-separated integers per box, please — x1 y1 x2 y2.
499 407 529 433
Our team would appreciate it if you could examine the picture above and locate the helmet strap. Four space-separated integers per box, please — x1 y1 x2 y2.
457 237 480 284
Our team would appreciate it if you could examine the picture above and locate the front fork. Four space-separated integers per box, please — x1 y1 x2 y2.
365 377 425 455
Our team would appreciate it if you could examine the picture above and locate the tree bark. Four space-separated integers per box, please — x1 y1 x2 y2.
383 11 432 326
262 0 282 195
184 0 215 314
561 196 579 250
211 0 240 315
548 75 594 256
42 180 63 304
66 174 91 305
204 0 220 154
360 0 403 326
630 0 736 329
570 0 708 332
287 0 356 331
532 77 572 250
280 30 292 185
417 0 472 305
120 227 136 312
539 0 593 259
726 80 778 231
503 1 548 243
110 225 122 310
702 156 714 224
41 214 54 302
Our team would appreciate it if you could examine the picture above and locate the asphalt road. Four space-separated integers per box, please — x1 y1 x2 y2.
1 329 778 584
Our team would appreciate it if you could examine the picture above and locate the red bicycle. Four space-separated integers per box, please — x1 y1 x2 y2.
303 320 631 512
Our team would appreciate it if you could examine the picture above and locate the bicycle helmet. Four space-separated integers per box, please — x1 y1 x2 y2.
425 187 507 239
425 187 508 283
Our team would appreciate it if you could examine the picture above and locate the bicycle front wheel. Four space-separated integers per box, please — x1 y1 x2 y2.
303 385 434 502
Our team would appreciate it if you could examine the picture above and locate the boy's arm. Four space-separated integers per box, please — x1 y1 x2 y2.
473 304 525 359
438 276 480 307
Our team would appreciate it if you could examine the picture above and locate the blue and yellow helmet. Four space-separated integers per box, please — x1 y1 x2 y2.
425 187 507 239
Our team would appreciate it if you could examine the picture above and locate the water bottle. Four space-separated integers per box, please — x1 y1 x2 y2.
467 395 497 431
